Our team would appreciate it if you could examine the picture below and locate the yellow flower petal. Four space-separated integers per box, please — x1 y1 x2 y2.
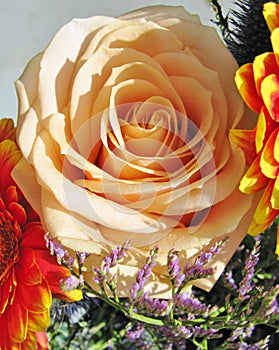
239 155 269 194
255 106 278 153
263 2 279 32
248 180 278 235
271 174 279 209
260 127 279 179
261 74 279 121
235 63 263 113
253 52 279 97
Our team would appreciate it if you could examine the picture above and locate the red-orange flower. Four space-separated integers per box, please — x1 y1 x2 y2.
231 2 279 257
0 118 82 349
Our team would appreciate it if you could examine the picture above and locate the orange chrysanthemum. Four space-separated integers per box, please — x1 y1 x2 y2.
0 118 82 349
231 2 279 257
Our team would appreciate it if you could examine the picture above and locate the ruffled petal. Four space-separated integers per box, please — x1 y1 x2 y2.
235 63 263 113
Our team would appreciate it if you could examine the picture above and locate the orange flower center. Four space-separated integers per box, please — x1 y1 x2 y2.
0 210 19 284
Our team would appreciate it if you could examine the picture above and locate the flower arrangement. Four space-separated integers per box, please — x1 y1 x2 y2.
0 1 278 349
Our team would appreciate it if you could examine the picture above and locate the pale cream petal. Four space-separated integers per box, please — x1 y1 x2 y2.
118 5 201 25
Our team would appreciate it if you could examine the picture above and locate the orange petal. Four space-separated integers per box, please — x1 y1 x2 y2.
260 127 279 178
239 155 269 194
253 52 279 96
255 106 278 153
235 63 263 113
0 140 22 194
17 247 42 285
5 185 19 204
248 180 278 235
35 250 83 302
7 296 28 343
0 118 16 142
229 128 256 165
263 2 279 32
21 222 46 250
261 74 279 121
28 310 50 332
17 275 52 313
36 332 50 350
22 330 50 350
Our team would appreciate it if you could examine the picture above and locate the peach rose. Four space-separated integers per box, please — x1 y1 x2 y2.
13 5 259 297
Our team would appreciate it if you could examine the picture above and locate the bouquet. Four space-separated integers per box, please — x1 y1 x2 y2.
0 0 278 349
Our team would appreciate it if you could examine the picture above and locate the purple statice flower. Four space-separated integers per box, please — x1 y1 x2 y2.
225 270 238 291
257 284 279 320
126 323 145 342
60 274 83 291
130 246 158 302
239 239 261 300
45 233 74 268
93 241 130 285
183 262 214 282
173 291 209 316
167 249 185 290
136 291 170 316
76 251 90 267
195 238 228 266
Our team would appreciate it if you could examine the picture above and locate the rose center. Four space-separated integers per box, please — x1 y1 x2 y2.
0 211 19 284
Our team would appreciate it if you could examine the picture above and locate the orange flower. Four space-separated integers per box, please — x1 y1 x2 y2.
231 2 279 256
0 118 82 349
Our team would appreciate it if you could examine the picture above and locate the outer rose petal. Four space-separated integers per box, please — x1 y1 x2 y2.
263 2 279 32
